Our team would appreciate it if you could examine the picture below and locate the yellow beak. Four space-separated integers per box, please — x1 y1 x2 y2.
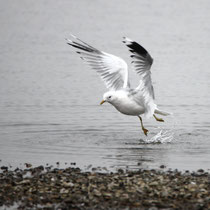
100 100 106 105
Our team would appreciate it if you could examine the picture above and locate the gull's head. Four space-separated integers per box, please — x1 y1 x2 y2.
100 91 117 105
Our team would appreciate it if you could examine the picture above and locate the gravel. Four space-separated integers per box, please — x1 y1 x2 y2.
0 165 210 209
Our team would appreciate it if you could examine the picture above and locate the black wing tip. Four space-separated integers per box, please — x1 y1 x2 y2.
127 41 148 56
123 37 149 57
67 41 94 53
66 36 101 54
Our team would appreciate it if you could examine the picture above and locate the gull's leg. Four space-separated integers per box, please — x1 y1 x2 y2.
138 116 148 136
153 114 164 122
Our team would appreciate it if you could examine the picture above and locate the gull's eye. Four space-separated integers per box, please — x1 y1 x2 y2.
108 96 112 99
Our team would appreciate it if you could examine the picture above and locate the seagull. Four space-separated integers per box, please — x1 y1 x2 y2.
66 35 170 136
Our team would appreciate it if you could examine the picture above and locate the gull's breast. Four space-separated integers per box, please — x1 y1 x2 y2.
112 98 145 116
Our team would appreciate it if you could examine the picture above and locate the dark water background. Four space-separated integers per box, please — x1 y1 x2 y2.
0 0 210 171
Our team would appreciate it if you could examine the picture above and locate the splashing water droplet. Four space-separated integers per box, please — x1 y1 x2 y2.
142 129 174 144
139 115 176 144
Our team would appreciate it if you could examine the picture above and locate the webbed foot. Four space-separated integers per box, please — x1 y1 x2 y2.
153 114 164 122
142 127 149 136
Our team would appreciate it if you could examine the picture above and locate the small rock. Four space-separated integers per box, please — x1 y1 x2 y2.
1 166 8 170
149 181 159 186
63 182 74 187
93 189 102 197
25 163 32 168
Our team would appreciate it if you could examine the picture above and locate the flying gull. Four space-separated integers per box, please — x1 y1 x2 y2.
66 35 170 136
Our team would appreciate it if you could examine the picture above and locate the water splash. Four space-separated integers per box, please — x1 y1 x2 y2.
141 129 174 144
140 114 176 144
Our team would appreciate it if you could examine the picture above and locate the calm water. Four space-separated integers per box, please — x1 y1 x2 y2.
0 0 210 172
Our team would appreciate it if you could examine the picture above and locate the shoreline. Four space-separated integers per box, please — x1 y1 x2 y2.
0 165 210 209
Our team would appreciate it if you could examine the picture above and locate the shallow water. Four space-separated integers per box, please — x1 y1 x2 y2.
0 0 210 172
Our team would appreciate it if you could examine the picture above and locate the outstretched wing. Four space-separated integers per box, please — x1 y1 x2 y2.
123 37 156 117
67 35 129 90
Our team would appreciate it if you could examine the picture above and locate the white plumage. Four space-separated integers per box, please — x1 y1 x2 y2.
66 35 170 136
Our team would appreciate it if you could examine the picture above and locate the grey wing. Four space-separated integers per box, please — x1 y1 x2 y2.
123 37 156 117
123 37 154 99
66 35 129 91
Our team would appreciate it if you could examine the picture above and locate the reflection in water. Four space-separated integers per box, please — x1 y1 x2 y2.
110 136 171 171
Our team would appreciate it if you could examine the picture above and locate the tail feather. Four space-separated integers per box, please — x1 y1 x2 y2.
154 108 172 116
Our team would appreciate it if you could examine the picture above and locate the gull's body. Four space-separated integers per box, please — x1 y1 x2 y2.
67 35 170 135
104 90 145 116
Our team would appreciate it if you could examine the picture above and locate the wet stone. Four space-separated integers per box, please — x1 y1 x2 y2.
1 166 8 170
0 166 210 209
160 165 166 169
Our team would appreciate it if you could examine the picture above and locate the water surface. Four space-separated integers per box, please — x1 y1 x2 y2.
0 0 210 172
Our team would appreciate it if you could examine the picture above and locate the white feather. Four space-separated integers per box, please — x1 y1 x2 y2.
66 35 129 91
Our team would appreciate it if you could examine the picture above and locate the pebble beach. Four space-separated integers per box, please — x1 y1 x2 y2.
1 165 210 209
